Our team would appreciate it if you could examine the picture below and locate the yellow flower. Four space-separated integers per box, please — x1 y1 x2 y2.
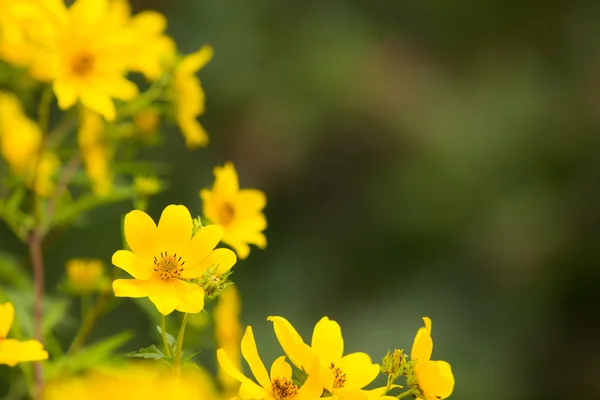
49 0 140 120
214 285 242 393
0 0 62 78
0 91 59 196
0 302 48 366
217 326 323 400
133 110 160 136
172 45 213 148
66 259 108 294
0 91 42 175
112 204 237 315
133 176 162 197
201 162 267 259
268 316 380 399
107 0 175 81
78 108 112 195
43 362 216 400
409 317 454 400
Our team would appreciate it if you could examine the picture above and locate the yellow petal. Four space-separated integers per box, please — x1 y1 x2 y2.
311 317 344 364
334 388 370 400
180 45 214 75
183 248 237 279
80 90 116 121
0 339 48 366
113 278 159 298
111 250 153 280
174 282 205 314
157 205 193 256
131 11 167 34
239 379 267 399
267 316 311 370
0 302 14 339
225 240 251 260
124 209 158 259
213 162 239 198
180 224 224 273
416 360 454 399
148 295 180 316
234 189 266 213
339 352 379 390
270 356 292 381
107 76 138 100
297 359 326 399
53 81 77 110
217 348 250 383
240 326 270 390
411 317 433 363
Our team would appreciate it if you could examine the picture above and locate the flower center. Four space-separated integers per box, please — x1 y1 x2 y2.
153 251 185 281
218 202 235 226
271 377 298 400
330 362 346 389
71 53 95 77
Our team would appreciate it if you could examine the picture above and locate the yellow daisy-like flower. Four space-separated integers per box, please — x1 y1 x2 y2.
172 45 213 148
0 302 48 366
269 316 380 400
217 326 323 400
49 0 139 120
214 285 243 394
410 317 455 400
112 204 237 315
201 162 267 259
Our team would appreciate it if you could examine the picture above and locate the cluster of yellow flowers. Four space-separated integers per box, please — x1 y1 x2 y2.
0 1 455 399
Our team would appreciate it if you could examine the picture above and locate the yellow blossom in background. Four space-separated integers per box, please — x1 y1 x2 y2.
201 162 267 259
0 0 63 78
214 285 242 394
269 316 380 399
133 110 160 136
46 0 140 120
0 91 59 196
0 302 48 366
107 0 175 81
112 204 237 315
172 45 213 148
43 362 216 400
217 326 323 400
133 176 162 197
78 108 112 195
66 259 108 294
409 317 454 400
0 91 42 175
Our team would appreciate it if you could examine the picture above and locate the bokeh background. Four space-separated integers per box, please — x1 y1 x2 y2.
3 1 600 399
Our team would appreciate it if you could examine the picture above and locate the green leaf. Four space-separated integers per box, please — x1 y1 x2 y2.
155 325 176 347
126 344 166 360
183 350 202 364
46 331 133 379
0 252 30 288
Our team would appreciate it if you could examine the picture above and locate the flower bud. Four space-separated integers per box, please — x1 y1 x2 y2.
381 349 406 377
66 259 108 295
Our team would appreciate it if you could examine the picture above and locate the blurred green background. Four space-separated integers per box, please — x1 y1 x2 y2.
4 1 600 399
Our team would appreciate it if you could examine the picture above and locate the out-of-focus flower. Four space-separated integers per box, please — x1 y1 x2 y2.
133 176 162 197
408 317 454 400
0 302 48 366
0 91 42 175
43 362 216 400
217 326 323 400
172 45 213 148
133 110 160 136
214 285 242 394
0 91 58 197
66 259 108 295
268 316 380 399
201 162 267 259
112 205 237 315
78 108 112 195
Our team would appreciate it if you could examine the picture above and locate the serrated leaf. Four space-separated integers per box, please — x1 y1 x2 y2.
126 344 166 360
156 325 176 347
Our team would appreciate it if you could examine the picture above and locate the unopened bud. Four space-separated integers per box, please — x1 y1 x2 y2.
381 349 406 377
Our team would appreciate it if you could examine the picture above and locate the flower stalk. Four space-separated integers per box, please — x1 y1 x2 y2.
173 313 189 370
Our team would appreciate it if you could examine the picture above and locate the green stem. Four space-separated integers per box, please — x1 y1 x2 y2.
173 313 188 370
161 314 172 358
396 389 418 399
383 374 395 395
38 85 53 134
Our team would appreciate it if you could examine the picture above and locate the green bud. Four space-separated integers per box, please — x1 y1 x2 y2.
381 349 406 377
